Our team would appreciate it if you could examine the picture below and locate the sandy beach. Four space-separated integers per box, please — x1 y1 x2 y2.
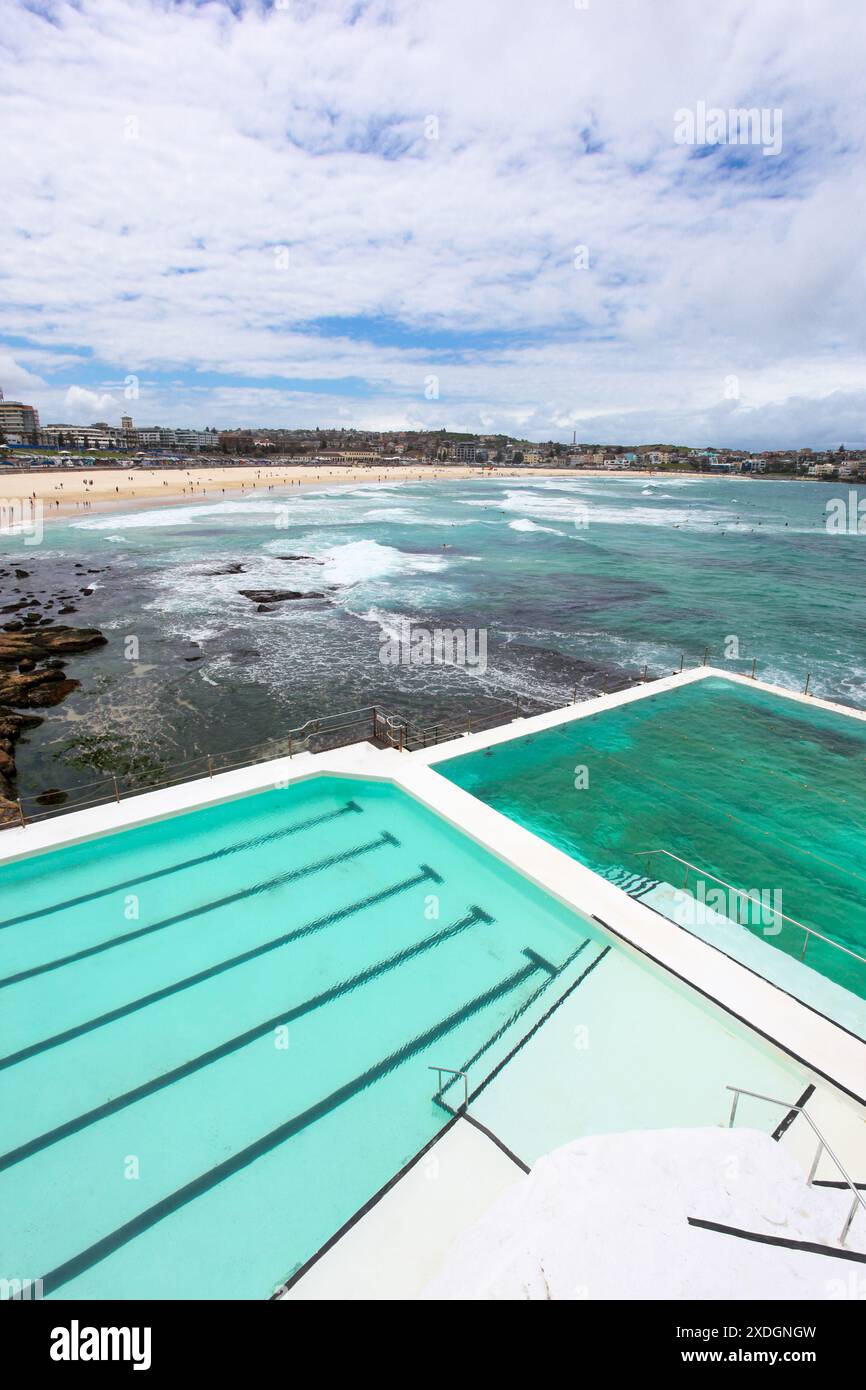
0 462 573 517
0 462 765 526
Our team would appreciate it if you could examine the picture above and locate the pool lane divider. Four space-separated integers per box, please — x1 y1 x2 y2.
0 904 495 1173
0 827 398 989
450 942 611 1111
435 938 592 1109
0 800 364 933
0 863 444 1073
37 953 548 1297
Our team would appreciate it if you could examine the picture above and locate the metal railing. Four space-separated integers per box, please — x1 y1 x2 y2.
8 704 385 827
5 648 850 830
726 1085 866 1245
429 1065 469 1110
402 705 537 752
633 848 866 974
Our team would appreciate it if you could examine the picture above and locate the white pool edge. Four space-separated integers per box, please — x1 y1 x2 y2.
1 668 864 1112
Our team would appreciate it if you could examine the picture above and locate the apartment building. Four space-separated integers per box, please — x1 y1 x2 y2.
0 391 40 445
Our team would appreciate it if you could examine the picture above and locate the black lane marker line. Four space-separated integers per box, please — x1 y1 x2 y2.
271 1114 463 1297
590 913 866 1109
0 829 397 989
0 801 363 933
771 1083 815 1141
0 865 440 1073
461 1113 530 1173
466 944 611 1106
0 904 493 1173
687 1216 866 1264
522 948 558 976
813 1179 866 1190
437 940 590 1105
39 956 543 1297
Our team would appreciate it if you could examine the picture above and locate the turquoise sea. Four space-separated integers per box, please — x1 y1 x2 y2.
2 472 865 801
437 676 866 1016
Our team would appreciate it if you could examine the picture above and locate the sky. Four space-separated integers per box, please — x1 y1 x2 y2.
1 0 865 448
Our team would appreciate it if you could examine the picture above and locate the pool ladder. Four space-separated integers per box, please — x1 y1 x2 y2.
632 848 866 975
429 1065 469 1111
726 1084 866 1245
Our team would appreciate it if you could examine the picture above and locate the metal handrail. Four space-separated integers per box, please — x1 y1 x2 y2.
8 704 385 827
634 848 866 970
726 1085 866 1245
429 1065 468 1110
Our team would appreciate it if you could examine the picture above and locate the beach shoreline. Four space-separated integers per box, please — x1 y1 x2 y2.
0 462 772 523
0 464 545 520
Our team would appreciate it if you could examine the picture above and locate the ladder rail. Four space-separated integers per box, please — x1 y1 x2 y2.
633 848 866 970
429 1065 468 1110
726 1084 866 1245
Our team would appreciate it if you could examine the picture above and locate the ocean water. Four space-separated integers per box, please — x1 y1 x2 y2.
2 472 865 801
436 677 866 1023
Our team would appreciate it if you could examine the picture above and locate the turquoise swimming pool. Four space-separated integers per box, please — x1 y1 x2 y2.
0 771 806 1299
435 678 866 1034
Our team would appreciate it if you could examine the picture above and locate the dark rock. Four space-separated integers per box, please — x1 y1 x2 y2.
14 570 29 579
273 554 322 563
35 788 68 807
0 670 80 708
239 589 325 604
17 660 36 673
204 563 248 576
0 707 44 808
0 627 106 668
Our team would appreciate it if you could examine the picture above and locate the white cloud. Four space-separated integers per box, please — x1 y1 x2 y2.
1 0 864 445
61 385 121 423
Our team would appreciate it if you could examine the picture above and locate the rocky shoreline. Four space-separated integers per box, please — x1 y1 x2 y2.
0 563 108 825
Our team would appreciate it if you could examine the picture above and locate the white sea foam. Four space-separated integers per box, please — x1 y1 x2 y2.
316 539 449 586
71 500 292 531
362 507 428 525
508 518 566 536
466 487 742 533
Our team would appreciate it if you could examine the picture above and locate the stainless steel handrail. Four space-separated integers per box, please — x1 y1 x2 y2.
9 704 385 826
726 1084 866 1245
634 848 866 970
429 1065 469 1110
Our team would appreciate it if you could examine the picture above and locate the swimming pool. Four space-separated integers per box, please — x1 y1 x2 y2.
0 769 809 1299
435 678 866 1035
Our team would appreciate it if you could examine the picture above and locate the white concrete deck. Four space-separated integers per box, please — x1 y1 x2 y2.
279 1118 525 1300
